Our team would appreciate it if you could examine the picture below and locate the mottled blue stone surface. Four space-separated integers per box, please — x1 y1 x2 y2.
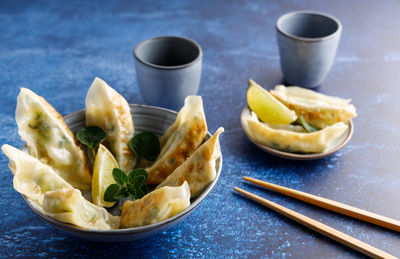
1 0 400 258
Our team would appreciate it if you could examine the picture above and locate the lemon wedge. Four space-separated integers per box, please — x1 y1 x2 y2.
246 79 297 124
92 144 119 208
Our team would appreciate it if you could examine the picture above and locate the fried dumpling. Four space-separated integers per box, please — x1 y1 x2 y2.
85 77 135 172
42 188 120 230
120 181 190 228
146 96 207 185
1 144 74 206
270 85 357 128
15 88 91 190
156 127 223 198
245 112 348 153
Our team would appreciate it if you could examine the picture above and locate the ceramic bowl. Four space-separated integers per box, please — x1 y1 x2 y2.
22 104 222 242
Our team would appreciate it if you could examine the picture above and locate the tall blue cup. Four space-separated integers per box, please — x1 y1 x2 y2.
134 36 202 110
276 11 342 88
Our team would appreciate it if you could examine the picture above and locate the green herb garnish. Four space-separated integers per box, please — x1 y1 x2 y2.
299 115 319 133
76 126 106 155
129 132 160 165
104 168 149 202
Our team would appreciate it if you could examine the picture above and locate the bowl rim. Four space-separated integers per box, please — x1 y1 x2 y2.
276 10 343 42
22 103 222 234
133 36 203 70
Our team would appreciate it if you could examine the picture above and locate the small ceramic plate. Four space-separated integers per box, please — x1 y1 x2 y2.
240 106 353 160
22 104 222 242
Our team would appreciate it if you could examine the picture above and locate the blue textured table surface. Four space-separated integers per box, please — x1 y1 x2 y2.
1 0 400 258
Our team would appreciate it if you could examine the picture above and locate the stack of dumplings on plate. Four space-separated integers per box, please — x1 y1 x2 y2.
1 77 223 230
245 85 357 153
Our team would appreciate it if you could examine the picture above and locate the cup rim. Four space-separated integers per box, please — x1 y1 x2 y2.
134 36 203 70
276 10 342 42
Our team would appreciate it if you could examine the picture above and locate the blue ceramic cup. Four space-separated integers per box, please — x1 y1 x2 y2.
276 11 342 88
134 36 202 110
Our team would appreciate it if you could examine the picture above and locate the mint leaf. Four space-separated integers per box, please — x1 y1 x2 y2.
112 188 127 201
140 184 149 195
128 169 148 186
112 168 128 186
131 175 146 187
136 187 145 199
76 126 106 150
127 183 136 195
121 186 130 196
299 115 319 133
128 169 148 199
104 184 120 202
129 193 136 201
129 132 160 161
104 168 149 203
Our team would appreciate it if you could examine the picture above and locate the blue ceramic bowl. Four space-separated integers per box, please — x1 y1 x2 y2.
22 104 222 242
134 36 202 110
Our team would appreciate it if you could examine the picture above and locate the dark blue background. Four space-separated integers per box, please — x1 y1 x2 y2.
1 0 400 258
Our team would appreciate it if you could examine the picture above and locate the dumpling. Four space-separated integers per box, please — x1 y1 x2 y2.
85 77 135 172
2 144 119 230
146 96 207 185
245 112 348 153
270 85 357 128
2 144 74 205
156 127 223 198
42 188 120 230
15 88 91 190
120 181 190 228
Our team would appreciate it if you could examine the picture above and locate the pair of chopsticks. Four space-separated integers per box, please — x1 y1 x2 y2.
234 176 398 258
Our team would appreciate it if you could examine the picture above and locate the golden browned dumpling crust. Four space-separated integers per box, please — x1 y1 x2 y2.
270 85 357 129
146 96 207 185
120 182 190 228
156 127 223 198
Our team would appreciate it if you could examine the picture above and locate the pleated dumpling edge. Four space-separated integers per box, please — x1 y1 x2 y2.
156 127 223 198
85 77 135 173
270 85 357 129
146 95 208 185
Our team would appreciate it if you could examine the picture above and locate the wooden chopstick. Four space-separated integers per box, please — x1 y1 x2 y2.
243 176 400 232
234 187 395 259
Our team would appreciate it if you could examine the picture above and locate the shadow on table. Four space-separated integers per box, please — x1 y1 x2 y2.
239 132 334 175
51 224 188 258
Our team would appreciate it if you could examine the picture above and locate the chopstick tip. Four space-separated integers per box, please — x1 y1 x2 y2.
234 186 245 193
